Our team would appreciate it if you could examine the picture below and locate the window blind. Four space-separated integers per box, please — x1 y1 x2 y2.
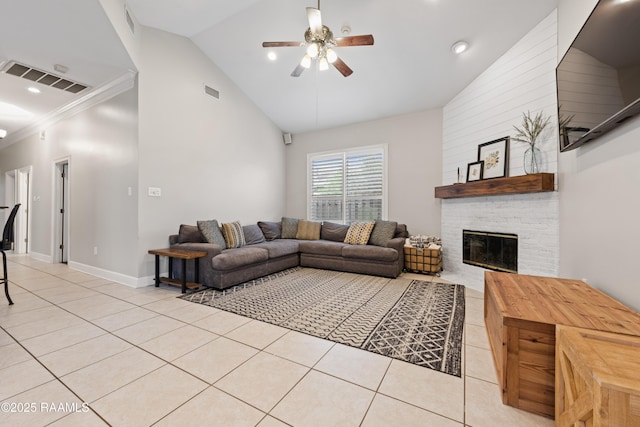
308 146 386 223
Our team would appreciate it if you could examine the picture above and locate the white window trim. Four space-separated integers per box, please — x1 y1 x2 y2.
307 144 388 223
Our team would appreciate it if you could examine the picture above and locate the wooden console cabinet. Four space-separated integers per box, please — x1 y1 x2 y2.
556 326 640 426
484 272 640 418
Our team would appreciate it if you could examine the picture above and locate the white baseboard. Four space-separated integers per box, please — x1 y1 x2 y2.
29 251 52 263
67 261 156 288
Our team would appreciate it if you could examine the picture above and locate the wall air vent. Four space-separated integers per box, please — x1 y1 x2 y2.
1 61 89 94
204 85 220 99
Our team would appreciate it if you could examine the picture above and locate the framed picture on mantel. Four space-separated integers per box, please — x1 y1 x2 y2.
466 161 484 182
478 136 509 179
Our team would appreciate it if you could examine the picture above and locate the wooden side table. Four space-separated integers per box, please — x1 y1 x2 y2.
148 248 207 293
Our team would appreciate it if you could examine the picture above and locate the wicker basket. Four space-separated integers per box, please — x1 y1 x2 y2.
404 246 442 274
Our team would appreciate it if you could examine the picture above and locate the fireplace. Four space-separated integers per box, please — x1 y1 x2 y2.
462 230 518 273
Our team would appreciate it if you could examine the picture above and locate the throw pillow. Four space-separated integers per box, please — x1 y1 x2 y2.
178 224 204 243
395 224 409 238
258 221 281 241
281 217 299 239
296 220 321 240
320 222 350 242
243 224 266 245
197 220 226 247
221 221 246 249
368 220 398 246
344 221 375 245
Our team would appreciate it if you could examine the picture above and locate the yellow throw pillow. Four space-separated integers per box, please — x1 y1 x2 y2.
296 220 321 240
344 221 375 245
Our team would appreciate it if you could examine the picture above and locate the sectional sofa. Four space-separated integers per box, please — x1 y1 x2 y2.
168 218 409 290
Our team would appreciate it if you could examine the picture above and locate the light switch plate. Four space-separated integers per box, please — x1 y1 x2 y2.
148 187 161 197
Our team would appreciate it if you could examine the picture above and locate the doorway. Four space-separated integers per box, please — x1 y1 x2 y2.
54 160 70 263
3 167 31 254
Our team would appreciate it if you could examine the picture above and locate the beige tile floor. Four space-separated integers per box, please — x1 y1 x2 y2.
0 255 554 426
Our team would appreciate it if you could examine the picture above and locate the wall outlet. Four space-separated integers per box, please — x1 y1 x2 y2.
148 187 161 197
93 246 98 255
128 187 132 196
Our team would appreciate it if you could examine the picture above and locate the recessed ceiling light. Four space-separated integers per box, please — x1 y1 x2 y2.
451 41 469 54
267 51 277 61
27 86 41 94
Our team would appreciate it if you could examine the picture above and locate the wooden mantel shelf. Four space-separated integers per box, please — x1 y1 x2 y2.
434 173 555 199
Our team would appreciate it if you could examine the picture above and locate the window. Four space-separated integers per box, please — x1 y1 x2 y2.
308 145 387 223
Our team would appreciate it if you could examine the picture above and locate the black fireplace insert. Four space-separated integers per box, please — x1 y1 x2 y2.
462 230 517 273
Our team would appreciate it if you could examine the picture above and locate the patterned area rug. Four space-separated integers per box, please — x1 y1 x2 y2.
180 267 465 377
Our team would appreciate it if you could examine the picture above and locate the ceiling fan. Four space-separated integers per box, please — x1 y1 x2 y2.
262 2 374 77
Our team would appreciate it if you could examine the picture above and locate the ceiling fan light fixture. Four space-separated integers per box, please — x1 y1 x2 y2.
451 41 469 54
326 48 338 63
307 43 319 58
301 54 312 69
319 57 329 71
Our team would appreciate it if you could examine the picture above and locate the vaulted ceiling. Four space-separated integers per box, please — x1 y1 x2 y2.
0 0 558 149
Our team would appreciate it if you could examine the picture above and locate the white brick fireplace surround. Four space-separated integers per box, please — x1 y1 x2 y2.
439 11 560 292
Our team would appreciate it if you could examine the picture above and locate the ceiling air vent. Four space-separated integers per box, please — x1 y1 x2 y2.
1 61 89 94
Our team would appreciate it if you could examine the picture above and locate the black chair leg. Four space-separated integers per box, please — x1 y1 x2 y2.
2 252 12 305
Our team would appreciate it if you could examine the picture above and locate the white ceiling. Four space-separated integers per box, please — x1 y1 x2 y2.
0 0 558 147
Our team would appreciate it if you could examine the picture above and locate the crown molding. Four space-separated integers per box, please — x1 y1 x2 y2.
0 70 137 150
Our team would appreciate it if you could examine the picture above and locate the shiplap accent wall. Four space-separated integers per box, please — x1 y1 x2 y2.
440 10 560 291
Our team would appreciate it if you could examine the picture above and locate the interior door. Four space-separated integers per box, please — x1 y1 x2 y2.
15 168 30 254
54 160 69 263
60 162 69 263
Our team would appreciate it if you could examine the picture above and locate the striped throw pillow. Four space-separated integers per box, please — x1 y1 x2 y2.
221 221 246 249
344 221 375 245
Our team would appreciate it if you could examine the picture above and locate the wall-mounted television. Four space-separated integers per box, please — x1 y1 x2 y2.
557 0 640 152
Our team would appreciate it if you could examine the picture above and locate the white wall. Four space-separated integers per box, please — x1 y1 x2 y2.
286 110 443 236
0 88 139 278
441 11 559 291
134 26 286 280
558 0 640 311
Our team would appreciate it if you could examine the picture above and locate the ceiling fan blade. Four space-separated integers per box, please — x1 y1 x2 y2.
291 64 306 77
262 41 302 48
332 57 353 77
335 35 374 47
307 7 322 35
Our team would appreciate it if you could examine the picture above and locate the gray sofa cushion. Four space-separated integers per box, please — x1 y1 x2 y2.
197 220 226 247
258 221 281 241
320 222 349 242
212 247 268 271
252 240 300 259
342 244 398 262
395 224 409 238
243 224 266 245
281 217 299 239
298 240 348 256
369 220 398 247
178 224 204 243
